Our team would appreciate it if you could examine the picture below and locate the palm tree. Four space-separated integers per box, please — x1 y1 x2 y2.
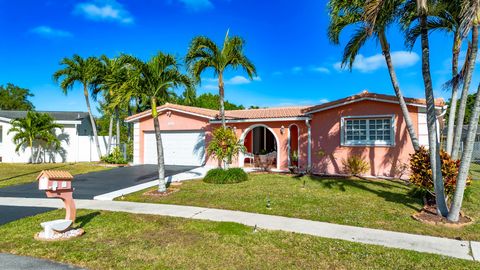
8 111 62 163
404 0 463 155
186 30 257 127
451 26 479 159
414 0 449 216
447 0 480 222
121 52 192 192
53 54 103 160
328 0 420 151
100 55 129 154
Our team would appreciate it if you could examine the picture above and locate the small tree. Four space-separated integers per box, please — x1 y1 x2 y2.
207 127 246 169
8 111 62 163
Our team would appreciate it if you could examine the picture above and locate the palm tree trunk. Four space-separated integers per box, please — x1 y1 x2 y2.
151 98 166 193
448 82 480 221
419 14 449 217
107 115 114 154
379 31 420 151
127 104 132 142
29 140 34 164
116 107 121 150
83 84 103 160
452 26 478 159
446 33 462 155
218 72 226 128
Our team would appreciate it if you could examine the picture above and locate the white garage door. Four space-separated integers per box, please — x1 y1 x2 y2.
144 131 205 166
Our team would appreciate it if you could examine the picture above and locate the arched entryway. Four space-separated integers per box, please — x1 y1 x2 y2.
288 124 300 167
239 124 280 170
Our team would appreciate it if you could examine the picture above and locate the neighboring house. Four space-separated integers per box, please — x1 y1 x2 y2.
0 110 111 163
126 91 446 178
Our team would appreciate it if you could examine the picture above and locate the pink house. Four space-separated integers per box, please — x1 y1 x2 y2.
125 91 446 178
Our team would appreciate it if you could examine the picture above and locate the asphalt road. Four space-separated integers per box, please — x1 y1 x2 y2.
0 165 196 225
0 253 85 270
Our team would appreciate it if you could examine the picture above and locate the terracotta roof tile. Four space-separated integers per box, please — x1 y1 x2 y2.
225 106 308 119
125 91 446 122
304 90 445 113
36 170 74 181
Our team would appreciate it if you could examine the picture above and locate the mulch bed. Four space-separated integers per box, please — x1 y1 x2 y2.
412 205 474 228
144 188 180 197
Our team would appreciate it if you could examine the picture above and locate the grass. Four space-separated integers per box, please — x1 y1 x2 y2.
0 209 476 269
470 162 480 181
124 173 480 241
0 163 111 188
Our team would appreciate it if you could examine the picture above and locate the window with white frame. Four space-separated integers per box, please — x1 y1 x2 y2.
342 116 394 146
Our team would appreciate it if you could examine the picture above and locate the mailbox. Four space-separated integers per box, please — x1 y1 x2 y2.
38 170 73 191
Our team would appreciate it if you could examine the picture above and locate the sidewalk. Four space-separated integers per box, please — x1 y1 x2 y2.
0 197 478 262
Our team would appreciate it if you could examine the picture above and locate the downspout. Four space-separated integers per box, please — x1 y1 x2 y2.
305 118 311 172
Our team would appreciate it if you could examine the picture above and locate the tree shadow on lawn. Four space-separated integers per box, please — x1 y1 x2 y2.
309 176 422 212
0 164 69 182
75 211 101 228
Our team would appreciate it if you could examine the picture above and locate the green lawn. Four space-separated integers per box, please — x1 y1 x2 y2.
0 209 475 269
0 163 111 188
124 173 480 241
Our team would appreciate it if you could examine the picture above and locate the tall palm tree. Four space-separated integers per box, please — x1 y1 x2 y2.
121 52 192 192
451 26 479 159
415 0 449 216
328 0 420 151
447 0 480 222
53 55 103 159
186 30 257 127
8 111 62 163
100 55 129 154
404 0 463 155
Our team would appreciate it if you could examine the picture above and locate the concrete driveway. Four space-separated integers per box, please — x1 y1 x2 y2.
0 165 196 225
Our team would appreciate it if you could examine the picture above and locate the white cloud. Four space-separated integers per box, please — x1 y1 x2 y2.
334 51 419 73
203 75 261 86
291 66 303 74
75 0 134 24
177 0 213 11
227 75 250 85
202 84 218 91
311 66 330 74
31 26 72 38
319 98 329 104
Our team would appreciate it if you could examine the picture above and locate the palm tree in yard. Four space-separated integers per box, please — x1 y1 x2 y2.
447 0 480 222
100 55 128 154
186 30 257 127
328 0 420 151
404 0 463 155
409 0 449 216
450 3 479 160
53 55 103 159
120 52 192 193
8 111 62 163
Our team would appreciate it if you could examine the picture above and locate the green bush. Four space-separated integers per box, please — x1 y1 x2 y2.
101 147 127 164
203 168 248 184
342 155 370 176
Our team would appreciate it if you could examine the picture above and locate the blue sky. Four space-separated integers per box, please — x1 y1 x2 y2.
0 0 478 115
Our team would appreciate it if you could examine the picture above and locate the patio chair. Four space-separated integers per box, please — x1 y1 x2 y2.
244 152 255 165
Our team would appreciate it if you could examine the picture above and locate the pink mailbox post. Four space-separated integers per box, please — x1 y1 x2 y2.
37 170 76 222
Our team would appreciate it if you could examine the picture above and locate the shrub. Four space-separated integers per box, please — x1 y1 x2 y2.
342 155 370 176
203 168 248 184
101 147 127 164
409 146 471 199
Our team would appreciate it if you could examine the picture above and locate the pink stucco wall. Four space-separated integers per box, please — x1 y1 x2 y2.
309 100 418 177
135 100 420 177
